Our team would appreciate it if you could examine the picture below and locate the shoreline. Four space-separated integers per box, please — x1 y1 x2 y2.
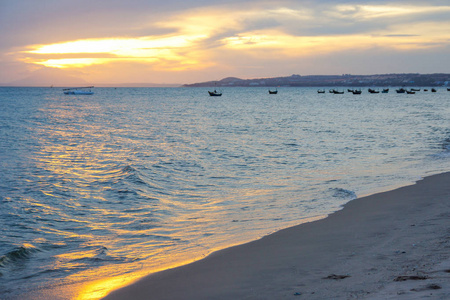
103 172 450 299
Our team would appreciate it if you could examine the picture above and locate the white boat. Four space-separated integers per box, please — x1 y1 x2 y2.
63 86 94 95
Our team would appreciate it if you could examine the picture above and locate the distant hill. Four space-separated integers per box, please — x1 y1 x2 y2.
184 73 450 87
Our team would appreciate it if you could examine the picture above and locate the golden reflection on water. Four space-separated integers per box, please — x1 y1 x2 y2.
31 102 154 299
75 271 147 300
28 100 328 299
74 213 323 299
74 254 203 300
74 245 232 300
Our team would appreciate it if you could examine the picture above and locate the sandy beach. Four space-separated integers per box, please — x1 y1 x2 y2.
103 172 450 300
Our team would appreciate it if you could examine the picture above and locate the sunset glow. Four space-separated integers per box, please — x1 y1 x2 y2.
26 34 207 69
1 1 450 84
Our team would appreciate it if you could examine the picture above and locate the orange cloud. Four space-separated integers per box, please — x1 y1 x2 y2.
11 2 450 83
24 34 208 70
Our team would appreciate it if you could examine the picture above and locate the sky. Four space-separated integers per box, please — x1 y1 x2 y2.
1 0 449 85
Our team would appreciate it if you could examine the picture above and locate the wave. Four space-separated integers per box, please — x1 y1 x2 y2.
120 165 149 186
430 137 450 159
67 246 135 265
104 165 165 198
442 138 450 152
0 244 41 269
121 165 137 175
329 188 357 200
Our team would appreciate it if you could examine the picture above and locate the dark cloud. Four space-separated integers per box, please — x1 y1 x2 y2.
383 34 420 37
2 0 448 46
1 0 248 47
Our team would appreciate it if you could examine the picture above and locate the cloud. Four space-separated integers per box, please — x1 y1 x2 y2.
1 0 449 84
383 34 420 37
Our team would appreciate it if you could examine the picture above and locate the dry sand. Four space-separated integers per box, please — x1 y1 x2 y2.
103 172 450 299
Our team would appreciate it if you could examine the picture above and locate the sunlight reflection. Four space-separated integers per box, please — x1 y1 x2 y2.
75 271 148 300
74 252 210 300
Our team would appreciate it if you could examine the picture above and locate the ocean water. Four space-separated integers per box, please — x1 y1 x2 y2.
0 86 449 299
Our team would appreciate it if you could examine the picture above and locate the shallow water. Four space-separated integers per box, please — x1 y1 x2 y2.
0 87 449 299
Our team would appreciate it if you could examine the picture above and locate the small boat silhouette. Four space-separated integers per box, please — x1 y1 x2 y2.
208 90 222 96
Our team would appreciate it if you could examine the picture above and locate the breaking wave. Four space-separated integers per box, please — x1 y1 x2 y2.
329 188 357 200
0 244 41 269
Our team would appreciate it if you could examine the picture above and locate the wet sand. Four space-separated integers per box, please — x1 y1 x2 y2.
103 172 450 299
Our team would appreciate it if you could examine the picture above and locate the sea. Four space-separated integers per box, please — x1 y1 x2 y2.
1 86 449 299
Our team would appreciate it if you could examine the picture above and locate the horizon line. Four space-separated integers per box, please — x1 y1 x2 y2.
2 72 449 88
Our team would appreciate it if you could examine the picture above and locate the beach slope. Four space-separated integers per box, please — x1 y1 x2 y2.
103 173 450 299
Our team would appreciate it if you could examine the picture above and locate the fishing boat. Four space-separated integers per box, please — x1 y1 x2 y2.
382 89 389 93
317 89 325 94
368 88 379 94
63 86 94 95
268 89 278 94
352 89 362 95
411 88 420 92
431 88 437 93
396 88 406 93
208 90 222 96
333 90 344 94
406 90 415 94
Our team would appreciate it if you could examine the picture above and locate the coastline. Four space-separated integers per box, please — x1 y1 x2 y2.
103 172 450 299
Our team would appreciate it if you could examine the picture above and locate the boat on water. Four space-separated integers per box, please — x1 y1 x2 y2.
396 88 406 94
333 90 344 94
268 89 278 94
431 88 437 93
382 89 389 93
317 89 325 94
406 90 415 94
352 89 362 95
208 90 222 96
411 88 421 92
368 88 379 94
63 86 94 95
